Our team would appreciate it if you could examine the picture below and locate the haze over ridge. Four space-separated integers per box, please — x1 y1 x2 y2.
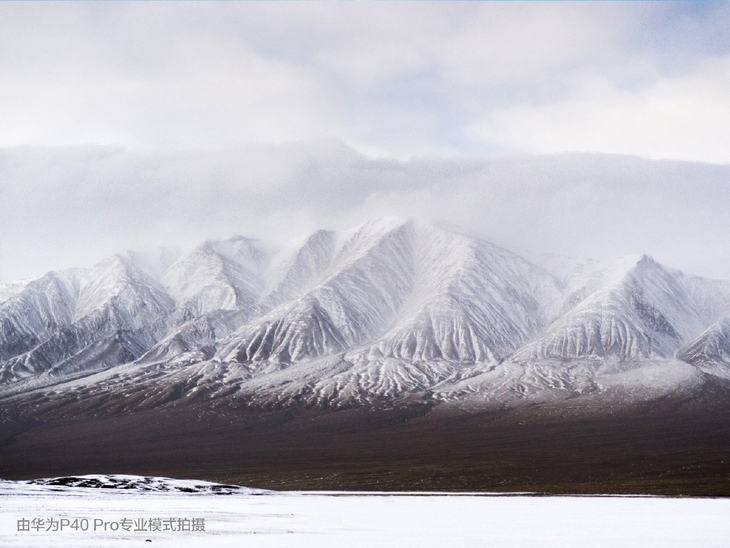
2 144 728 283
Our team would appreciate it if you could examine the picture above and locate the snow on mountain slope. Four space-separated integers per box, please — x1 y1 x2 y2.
0 255 174 382
138 230 339 366
0 237 276 384
348 224 561 364
1 218 729 410
434 357 707 412
0 271 79 363
260 229 338 308
73 255 174 330
217 219 415 365
677 317 730 379
136 310 244 365
162 236 268 322
45 330 148 378
512 255 730 362
216 220 561 374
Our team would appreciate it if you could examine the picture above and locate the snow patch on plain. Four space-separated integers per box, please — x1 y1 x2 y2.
1 478 728 547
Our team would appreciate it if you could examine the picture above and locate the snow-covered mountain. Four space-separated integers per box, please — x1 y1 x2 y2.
677 316 730 379
512 255 730 362
1 219 729 410
162 236 267 322
0 255 174 383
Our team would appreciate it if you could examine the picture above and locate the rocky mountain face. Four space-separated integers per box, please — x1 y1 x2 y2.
2 218 729 410
677 317 730 379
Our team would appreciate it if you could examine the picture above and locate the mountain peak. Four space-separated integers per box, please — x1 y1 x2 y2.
2 220 730 409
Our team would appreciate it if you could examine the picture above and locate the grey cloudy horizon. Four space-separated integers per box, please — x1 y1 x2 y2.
1 3 729 282
1 2 730 161
2 143 729 284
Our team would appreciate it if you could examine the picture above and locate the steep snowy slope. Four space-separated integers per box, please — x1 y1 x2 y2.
175 221 566 404
512 255 730 362
260 229 338 309
0 255 173 382
348 224 561 364
214 220 561 371
218 219 415 365
139 230 338 365
162 236 268 321
0 271 79 363
131 237 273 363
677 317 730 378
2 218 730 411
136 309 244 365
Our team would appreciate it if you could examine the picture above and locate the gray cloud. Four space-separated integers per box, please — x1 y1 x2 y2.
1 4 728 282
0 3 729 159
2 143 728 282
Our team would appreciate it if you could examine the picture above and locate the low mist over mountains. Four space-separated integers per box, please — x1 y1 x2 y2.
3 147 730 285
2 218 729 412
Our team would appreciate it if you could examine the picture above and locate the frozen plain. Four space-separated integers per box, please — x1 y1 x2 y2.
1 478 729 547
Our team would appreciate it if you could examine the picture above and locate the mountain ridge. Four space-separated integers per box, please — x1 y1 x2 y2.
1 218 729 411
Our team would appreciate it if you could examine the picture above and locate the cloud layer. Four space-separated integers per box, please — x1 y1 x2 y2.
1 3 729 161
2 143 728 282
1 4 728 282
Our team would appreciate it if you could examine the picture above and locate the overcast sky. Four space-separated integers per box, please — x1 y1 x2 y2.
1 3 729 282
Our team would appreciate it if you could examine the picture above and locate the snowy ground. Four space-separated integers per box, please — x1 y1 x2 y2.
1 477 729 547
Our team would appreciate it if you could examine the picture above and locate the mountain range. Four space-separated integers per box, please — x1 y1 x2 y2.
2 218 729 414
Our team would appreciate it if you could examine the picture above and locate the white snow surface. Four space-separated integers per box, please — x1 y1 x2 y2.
0 477 728 547
20 474 269 494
